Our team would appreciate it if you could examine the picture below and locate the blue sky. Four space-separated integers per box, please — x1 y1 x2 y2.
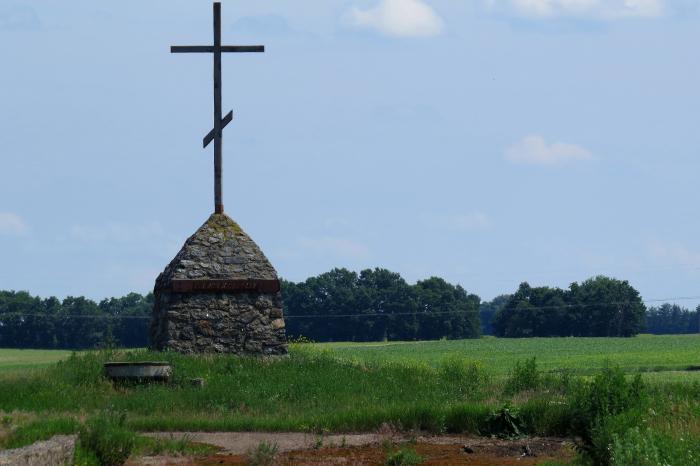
1 0 699 308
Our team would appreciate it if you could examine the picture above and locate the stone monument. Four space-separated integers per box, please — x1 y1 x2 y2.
149 2 287 355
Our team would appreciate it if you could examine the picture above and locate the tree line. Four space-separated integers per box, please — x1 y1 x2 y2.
282 268 480 341
0 270 698 348
480 279 700 338
0 291 152 349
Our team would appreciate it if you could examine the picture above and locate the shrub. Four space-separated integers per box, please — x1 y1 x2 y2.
439 357 488 396
79 410 135 466
611 427 663 466
384 447 423 466
246 441 278 466
72 445 100 466
444 404 490 434
504 358 540 395
567 364 647 465
518 398 570 437
611 426 700 466
483 404 523 439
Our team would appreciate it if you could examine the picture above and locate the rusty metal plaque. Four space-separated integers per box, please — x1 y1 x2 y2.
170 279 280 293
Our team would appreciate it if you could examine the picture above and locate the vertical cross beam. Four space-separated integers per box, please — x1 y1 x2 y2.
213 2 223 214
170 2 264 215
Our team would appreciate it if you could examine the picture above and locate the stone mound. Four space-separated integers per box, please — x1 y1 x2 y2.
149 214 287 355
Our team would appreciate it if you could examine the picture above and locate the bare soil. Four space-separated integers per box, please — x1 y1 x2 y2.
131 432 575 466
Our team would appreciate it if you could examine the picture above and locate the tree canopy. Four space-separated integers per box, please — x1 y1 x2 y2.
492 276 646 337
0 291 152 349
646 303 699 335
282 268 481 342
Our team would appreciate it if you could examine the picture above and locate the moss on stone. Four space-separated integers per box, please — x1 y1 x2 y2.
205 213 244 236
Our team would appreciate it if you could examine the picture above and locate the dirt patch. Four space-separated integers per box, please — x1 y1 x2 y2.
280 437 572 466
134 433 575 465
144 432 383 455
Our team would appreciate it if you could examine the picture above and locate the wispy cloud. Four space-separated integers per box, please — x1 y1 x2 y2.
346 0 444 37
0 212 28 236
505 135 593 165
484 0 664 19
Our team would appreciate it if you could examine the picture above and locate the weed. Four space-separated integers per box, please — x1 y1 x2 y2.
483 404 522 439
72 444 100 466
439 357 488 396
384 447 423 466
79 410 135 466
568 364 648 465
246 440 279 466
504 357 540 395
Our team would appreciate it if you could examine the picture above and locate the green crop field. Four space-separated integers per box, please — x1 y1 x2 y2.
3 333 700 374
320 334 700 375
0 349 75 372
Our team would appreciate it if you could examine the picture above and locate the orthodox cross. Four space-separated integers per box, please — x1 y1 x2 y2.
171 2 264 215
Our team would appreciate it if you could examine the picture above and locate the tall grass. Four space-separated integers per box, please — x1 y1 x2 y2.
1 343 699 465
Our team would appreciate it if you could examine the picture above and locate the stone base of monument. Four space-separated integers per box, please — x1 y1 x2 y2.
104 362 172 382
149 214 288 355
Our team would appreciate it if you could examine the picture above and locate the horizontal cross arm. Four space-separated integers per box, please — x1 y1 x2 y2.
171 45 265 53
203 110 234 148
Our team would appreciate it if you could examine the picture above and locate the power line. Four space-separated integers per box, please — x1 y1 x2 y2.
1 294 699 321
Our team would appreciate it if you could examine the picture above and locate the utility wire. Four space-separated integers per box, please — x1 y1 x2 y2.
1 294 699 320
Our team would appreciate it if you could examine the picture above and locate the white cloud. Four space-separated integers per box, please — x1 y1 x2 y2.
485 0 664 19
505 135 593 165
347 0 444 37
298 236 370 259
0 212 28 236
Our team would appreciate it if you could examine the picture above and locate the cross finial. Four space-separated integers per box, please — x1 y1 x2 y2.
171 2 264 215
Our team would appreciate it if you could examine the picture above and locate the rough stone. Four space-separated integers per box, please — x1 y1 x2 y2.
149 213 287 355
0 435 76 466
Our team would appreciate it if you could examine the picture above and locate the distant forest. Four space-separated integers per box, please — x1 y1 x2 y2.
0 268 697 349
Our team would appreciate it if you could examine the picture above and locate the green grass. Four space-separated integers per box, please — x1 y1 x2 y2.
0 347 497 433
2 334 700 374
320 334 700 375
2 336 700 464
0 349 74 372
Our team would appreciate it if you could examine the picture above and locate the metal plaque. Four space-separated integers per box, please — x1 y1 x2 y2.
170 279 280 293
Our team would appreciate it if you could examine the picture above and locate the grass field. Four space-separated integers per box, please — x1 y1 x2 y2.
3 334 700 375
321 334 700 375
0 349 75 372
1 335 700 464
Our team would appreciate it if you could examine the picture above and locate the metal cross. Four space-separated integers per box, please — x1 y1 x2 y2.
171 2 264 215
